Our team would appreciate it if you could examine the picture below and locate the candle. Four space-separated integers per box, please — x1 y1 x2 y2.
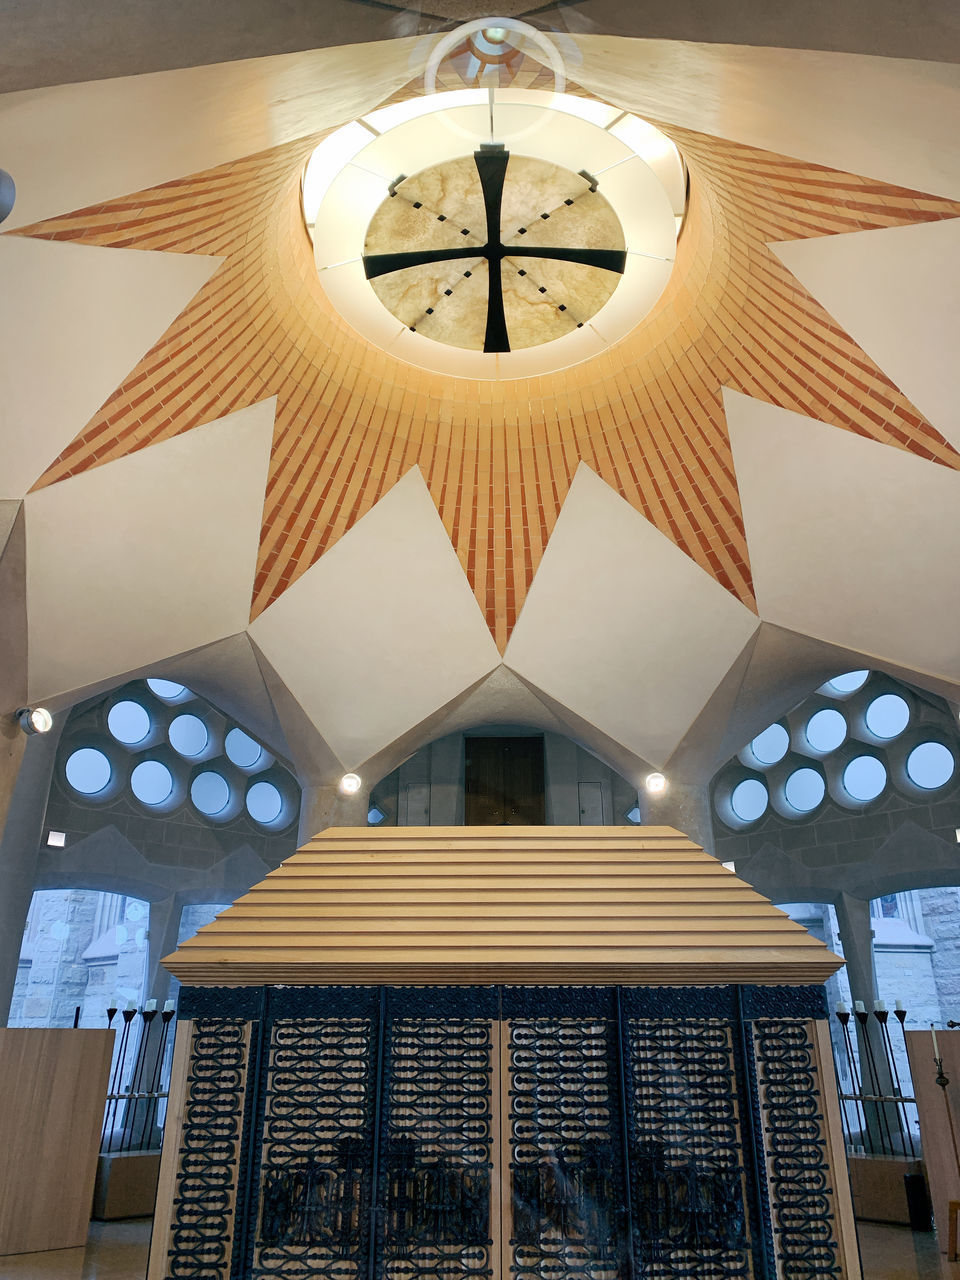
163 999 176 1013
144 999 157 1012
836 1002 849 1015
874 1000 887 1012
854 1001 866 1013
932 1025 940 1058
895 1000 905 1012
125 1000 137 1011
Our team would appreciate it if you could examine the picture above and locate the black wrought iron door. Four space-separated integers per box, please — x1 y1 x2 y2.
167 985 835 1280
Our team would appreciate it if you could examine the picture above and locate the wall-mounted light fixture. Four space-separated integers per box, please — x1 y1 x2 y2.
17 707 53 735
339 773 362 796
644 772 667 795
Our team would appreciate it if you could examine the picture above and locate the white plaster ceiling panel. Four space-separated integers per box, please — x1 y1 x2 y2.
0 39 425 231
247 466 501 770
773 219 960 452
725 388 960 683
0 236 221 498
504 463 760 768
570 37 960 200
24 398 276 700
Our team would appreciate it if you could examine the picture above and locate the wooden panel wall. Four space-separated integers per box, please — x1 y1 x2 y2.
0 1029 113 1256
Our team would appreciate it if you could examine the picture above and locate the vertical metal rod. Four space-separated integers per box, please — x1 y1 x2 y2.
121 1009 157 1153
613 988 636 1280
367 986 388 1280
875 1011 914 1157
734 988 774 1280
856 1009 895 1154
836 1012 871 1151
102 1008 135 1151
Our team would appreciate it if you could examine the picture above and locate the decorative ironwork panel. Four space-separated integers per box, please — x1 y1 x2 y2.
625 1019 754 1278
508 1018 626 1280
376 1018 494 1280
252 1018 376 1280
751 1020 841 1280
165 1019 250 1280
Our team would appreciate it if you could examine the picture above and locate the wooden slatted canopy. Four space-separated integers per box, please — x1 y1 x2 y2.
163 826 842 986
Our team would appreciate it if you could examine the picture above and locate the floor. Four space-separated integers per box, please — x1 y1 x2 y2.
3 1220 960 1279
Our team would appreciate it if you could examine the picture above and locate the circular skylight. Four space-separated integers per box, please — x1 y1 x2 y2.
246 781 283 824
907 742 955 790
131 760 173 806
169 714 208 759
823 670 870 695
750 723 789 765
65 748 111 795
865 693 910 740
805 708 847 753
146 678 187 701
191 771 230 817
225 728 263 769
731 779 769 823
107 700 150 746
304 90 683 379
784 767 825 813
843 756 887 802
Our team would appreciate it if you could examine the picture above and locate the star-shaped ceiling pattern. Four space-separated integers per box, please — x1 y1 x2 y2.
10 77 960 653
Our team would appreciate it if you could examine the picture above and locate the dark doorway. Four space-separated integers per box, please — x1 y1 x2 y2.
464 736 545 825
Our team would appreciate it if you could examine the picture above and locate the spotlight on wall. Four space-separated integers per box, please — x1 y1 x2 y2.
339 772 362 796
644 772 667 795
17 707 53 735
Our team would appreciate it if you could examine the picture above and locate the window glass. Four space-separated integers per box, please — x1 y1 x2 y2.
865 693 910 740
107 700 150 745
191 771 230 816
131 760 173 805
731 779 768 822
822 670 869 695
784 767 825 813
843 755 887 802
169 714 208 758
907 742 955 790
146 678 187 701
246 781 283 824
65 748 111 795
805 708 847 753
225 728 263 769
750 723 789 765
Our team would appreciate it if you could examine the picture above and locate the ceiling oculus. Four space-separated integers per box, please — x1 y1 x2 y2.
304 91 685 379
363 148 626 353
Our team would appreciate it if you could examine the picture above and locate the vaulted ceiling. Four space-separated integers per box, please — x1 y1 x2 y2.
1 17 958 792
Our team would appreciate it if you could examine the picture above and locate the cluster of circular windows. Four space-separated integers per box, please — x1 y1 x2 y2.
60 679 297 830
716 671 958 828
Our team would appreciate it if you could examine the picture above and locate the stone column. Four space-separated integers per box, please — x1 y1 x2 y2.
0 723 62 1024
834 892 902 1151
640 780 716 856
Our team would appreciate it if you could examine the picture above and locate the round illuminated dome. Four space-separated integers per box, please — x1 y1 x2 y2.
304 90 685 379
364 152 626 353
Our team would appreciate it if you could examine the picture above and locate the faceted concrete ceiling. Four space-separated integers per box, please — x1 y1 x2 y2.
1 23 959 791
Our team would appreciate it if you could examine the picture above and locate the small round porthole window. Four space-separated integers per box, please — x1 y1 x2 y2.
731 779 768 823
784 767 825 813
65 748 112 795
191 771 230 817
131 760 174 806
907 742 955 790
749 723 789 766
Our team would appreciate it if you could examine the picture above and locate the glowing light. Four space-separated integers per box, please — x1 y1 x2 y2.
339 773 362 796
645 772 667 795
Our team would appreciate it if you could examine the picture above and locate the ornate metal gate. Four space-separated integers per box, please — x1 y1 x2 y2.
158 985 843 1280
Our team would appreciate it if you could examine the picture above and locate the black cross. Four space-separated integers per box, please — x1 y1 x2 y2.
362 144 627 353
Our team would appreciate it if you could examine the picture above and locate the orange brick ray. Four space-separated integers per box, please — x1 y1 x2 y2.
11 107 960 651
